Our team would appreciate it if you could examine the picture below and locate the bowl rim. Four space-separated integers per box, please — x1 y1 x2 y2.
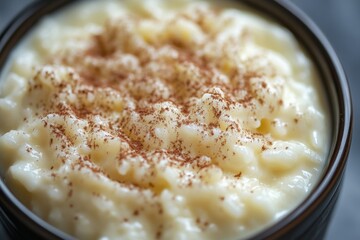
0 0 353 239
244 0 353 239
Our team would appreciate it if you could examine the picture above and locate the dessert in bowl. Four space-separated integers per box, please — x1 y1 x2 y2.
0 0 352 239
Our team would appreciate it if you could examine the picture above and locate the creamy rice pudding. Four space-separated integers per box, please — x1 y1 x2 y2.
0 0 330 239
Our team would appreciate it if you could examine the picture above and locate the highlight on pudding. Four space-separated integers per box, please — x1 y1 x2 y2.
0 0 330 239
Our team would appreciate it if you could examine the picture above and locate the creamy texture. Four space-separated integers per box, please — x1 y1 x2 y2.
0 0 329 239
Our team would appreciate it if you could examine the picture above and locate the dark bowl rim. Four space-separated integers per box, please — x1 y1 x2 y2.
0 0 353 240
248 0 353 239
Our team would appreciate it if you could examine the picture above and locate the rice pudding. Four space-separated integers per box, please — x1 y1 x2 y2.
0 0 330 239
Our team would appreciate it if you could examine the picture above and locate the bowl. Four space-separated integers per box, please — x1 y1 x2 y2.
0 0 352 239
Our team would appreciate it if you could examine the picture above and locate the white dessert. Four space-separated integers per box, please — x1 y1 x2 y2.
0 0 330 239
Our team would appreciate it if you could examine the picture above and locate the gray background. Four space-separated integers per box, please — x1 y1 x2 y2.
0 0 359 239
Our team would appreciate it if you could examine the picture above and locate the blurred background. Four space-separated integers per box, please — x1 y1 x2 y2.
0 0 359 239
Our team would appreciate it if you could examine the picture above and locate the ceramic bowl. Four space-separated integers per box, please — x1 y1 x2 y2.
0 0 352 239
